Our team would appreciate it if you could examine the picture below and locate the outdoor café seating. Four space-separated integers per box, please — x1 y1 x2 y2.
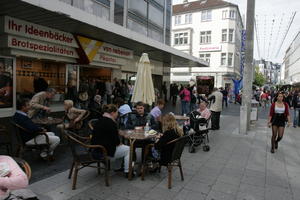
141 135 188 189
65 131 110 190
10 120 51 159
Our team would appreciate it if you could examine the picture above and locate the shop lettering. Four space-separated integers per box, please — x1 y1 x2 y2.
100 55 116 63
8 19 73 43
102 46 131 57
10 37 74 56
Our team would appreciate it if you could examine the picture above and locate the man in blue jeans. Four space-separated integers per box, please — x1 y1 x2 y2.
292 92 300 128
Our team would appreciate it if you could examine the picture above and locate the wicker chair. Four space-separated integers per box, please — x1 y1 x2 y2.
65 131 110 190
0 125 12 155
10 121 51 159
141 135 188 189
13 157 32 180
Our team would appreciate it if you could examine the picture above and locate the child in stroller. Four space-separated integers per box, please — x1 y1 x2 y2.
183 103 211 153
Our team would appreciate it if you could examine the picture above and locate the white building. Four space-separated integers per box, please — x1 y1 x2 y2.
284 31 300 86
171 0 243 88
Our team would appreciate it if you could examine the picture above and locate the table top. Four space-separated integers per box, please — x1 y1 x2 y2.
32 117 63 125
174 115 189 120
119 130 158 140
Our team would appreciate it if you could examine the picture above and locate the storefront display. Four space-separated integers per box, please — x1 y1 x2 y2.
0 57 13 108
16 58 66 102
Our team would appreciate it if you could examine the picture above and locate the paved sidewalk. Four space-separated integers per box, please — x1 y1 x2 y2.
29 113 300 200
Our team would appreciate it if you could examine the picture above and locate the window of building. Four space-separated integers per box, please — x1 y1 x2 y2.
229 10 236 19
222 10 227 19
199 53 211 64
114 0 124 26
200 31 211 44
92 0 110 20
175 15 181 25
229 29 234 42
222 29 227 42
127 18 147 36
228 53 233 66
201 10 212 21
128 0 147 18
185 13 192 24
73 0 84 10
149 4 164 28
174 32 189 45
221 53 227 65
0 57 13 108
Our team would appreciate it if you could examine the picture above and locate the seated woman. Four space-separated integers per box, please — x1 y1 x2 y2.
57 100 87 137
91 104 131 177
152 114 183 165
0 156 28 200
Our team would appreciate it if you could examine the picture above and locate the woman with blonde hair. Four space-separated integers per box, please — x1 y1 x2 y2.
153 114 183 165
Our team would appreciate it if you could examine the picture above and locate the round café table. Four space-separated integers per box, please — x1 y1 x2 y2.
119 130 157 180
32 117 63 126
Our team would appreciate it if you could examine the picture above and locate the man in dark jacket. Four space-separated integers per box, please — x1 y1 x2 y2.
126 102 157 130
13 98 60 159
33 73 48 93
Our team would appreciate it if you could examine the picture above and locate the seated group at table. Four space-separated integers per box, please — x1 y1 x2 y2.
12 86 211 178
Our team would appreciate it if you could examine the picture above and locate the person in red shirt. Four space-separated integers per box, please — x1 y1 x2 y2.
268 92 292 153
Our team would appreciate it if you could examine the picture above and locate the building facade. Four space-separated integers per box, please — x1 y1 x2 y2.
284 31 300 86
0 0 207 118
171 0 243 88
255 59 281 85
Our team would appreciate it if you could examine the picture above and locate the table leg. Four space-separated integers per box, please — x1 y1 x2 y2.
128 138 136 180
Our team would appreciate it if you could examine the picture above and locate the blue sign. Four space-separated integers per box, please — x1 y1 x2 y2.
240 30 246 77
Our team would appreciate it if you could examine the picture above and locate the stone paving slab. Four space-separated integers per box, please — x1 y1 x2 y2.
28 112 300 200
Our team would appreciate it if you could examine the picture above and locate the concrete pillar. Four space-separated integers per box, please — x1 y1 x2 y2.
240 0 255 134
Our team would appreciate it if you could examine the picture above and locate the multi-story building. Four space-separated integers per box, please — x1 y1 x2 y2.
284 31 300 86
255 59 281 85
0 0 207 118
171 0 244 88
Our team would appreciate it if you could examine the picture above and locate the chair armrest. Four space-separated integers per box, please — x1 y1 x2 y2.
13 157 31 180
86 144 108 157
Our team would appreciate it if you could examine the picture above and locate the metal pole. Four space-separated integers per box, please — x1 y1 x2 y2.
240 0 255 134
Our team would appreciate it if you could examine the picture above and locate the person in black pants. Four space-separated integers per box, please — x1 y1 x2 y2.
208 88 223 130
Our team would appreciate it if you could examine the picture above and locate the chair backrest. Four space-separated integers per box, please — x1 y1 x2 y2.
169 135 189 162
10 120 26 146
65 131 89 160
14 157 31 180
88 119 99 131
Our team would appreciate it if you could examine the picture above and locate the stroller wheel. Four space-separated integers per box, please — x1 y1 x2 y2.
189 145 195 153
203 145 210 152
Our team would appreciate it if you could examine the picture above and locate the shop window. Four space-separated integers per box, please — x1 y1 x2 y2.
16 59 66 103
0 57 13 108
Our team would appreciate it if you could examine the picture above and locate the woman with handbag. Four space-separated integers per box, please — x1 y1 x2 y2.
268 92 292 153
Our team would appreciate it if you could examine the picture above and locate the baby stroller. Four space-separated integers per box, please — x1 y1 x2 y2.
185 111 210 153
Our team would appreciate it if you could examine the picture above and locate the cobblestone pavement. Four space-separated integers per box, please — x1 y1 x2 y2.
28 104 300 200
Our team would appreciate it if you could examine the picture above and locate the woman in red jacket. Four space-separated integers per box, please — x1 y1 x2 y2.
268 92 292 153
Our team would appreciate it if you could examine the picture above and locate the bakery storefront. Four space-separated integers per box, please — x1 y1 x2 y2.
0 16 79 117
75 35 133 85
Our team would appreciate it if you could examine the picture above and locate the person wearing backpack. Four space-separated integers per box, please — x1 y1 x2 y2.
179 85 191 115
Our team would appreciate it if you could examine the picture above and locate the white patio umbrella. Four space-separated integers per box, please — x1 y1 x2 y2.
131 53 156 105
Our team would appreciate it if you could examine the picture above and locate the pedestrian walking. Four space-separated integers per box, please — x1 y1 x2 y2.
260 90 268 108
221 87 228 108
208 88 223 130
171 83 179 106
291 91 300 128
268 92 291 153
179 85 191 115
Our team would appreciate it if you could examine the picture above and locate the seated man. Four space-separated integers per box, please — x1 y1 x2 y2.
126 102 157 130
150 99 165 123
115 98 132 130
13 98 60 159
28 88 56 119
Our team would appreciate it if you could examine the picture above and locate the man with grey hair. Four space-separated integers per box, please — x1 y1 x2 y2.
28 88 56 118
208 87 223 130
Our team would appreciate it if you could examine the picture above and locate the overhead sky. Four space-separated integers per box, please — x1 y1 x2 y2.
172 0 300 64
